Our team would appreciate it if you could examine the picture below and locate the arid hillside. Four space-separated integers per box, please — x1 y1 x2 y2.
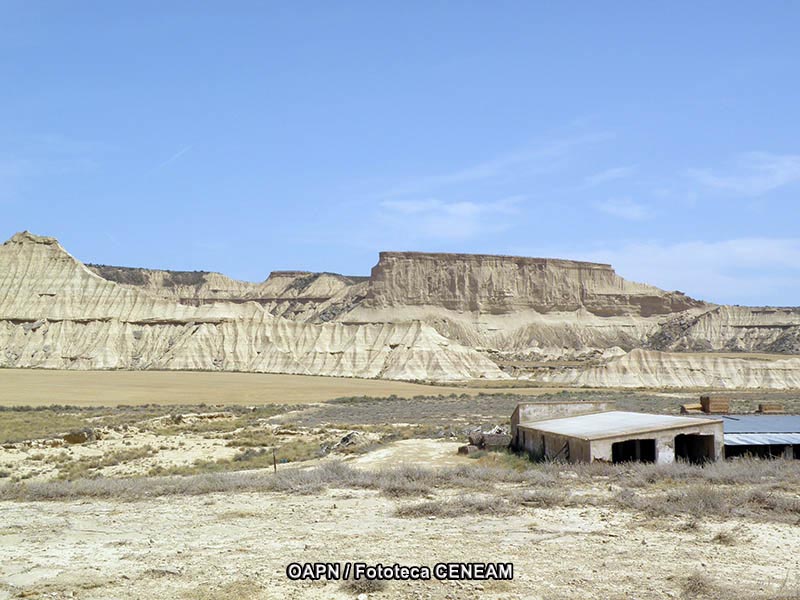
3 231 800 386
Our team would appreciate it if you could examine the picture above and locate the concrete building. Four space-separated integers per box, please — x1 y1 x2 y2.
510 400 615 442
718 415 800 459
514 410 724 464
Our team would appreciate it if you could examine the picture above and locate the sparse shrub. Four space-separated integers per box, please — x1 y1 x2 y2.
515 488 569 507
371 465 436 497
711 529 738 546
395 495 513 518
681 572 716 599
340 577 388 595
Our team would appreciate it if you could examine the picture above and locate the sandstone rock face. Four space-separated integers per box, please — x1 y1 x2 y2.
0 232 502 381
543 349 800 389
366 251 702 317
3 231 800 387
86 264 368 322
646 305 800 353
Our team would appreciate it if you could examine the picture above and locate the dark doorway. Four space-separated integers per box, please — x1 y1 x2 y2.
726 444 793 459
612 439 656 463
675 434 715 463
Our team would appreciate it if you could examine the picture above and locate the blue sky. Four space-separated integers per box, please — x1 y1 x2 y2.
2 2 799 305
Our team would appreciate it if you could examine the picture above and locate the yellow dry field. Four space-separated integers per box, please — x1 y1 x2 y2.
0 369 571 407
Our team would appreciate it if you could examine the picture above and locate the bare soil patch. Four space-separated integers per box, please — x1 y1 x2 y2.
0 368 574 407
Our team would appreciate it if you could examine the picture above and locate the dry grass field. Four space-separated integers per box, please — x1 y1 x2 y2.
2 458 800 599
2 372 800 599
0 369 574 407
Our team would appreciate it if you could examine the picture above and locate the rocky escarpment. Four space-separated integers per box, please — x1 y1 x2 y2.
542 349 800 389
0 232 502 381
86 264 368 322
3 231 800 387
83 248 800 358
365 251 703 317
646 305 800 353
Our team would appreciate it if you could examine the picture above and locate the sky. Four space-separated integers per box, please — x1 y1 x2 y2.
2 1 800 305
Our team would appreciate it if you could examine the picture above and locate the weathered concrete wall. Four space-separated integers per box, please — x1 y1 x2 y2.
590 421 724 463
516 421 724 464
511 401 615 442
515 428 591 462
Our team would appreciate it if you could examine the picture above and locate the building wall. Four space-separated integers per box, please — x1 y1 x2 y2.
516 428 591 462
517 421 724 464
511 401 615 442
590 422 723 464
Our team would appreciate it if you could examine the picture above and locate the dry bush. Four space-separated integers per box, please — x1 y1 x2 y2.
615 485 732 519
681 572 717 599
0 408 88 444
744 489 800 515
514 488 570 508
340 577 388 595
711 531 739 546
395 495 514 518
3 455 800 530
711 529 738 546
57 446 158 480
681 571 800 600
368 466 437 497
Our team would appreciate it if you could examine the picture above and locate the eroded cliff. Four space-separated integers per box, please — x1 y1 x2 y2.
0 232 502 381
365 251 703 317
3 231 800 387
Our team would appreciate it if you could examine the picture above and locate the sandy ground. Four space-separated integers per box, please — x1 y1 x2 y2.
347 439 471 470
2 483 798 600
2 433 467 482
1 425 240 482
0 369 574 407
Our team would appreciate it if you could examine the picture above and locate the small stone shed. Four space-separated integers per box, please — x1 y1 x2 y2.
514 410 724 464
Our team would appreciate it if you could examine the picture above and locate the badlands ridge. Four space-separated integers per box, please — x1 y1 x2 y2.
3 231 800 388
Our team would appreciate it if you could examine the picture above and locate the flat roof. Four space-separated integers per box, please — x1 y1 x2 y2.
725 433 800 446
717 415 800 434
518 411 721 441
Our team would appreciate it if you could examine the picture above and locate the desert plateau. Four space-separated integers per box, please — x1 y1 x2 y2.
2 232 800 599
4 3 800 598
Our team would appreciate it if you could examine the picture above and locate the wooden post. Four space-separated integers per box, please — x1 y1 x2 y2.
272 448 277 473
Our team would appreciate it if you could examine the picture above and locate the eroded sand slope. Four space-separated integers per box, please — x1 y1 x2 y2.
0 233 502 381
3 231 800 386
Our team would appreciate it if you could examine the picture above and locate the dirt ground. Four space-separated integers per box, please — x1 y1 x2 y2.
2 375 800 599
2 470 799 600
0 369 576 407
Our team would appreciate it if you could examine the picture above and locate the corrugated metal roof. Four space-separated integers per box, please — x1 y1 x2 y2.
517 411 721 441
725 433 800 446
718 415 800 434
694 415 800 446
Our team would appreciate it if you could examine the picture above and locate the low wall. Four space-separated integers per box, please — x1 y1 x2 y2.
510 401 615 442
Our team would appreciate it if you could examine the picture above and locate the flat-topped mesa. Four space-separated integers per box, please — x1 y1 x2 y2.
366 251 705 316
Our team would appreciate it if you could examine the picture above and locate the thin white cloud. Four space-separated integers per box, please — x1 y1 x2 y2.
380 196 523 240
560 238 800 305
584 165 636 187
0 135 104 185
153 145 192 172
688 152 800 196
594 197 651 221
383 132 613 197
